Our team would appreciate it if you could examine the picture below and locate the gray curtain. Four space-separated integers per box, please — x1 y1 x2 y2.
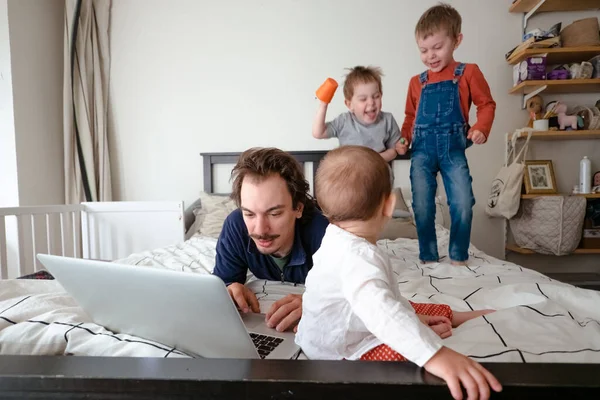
63 0 112 203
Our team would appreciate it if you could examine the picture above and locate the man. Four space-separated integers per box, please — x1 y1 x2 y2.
213 147 329 332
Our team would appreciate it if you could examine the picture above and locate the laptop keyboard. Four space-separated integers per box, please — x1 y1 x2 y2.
249 333 284 359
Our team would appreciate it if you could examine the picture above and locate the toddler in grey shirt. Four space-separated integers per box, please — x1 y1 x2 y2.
312 66 401 163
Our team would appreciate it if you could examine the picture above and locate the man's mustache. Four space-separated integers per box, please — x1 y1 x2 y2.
250 234 280 241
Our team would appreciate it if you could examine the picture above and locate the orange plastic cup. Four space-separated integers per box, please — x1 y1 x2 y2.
315 78 338 104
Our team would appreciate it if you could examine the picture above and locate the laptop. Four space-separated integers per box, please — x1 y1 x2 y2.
36 254 301 360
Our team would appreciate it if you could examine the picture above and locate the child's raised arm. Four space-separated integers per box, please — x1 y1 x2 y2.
312 101 329 139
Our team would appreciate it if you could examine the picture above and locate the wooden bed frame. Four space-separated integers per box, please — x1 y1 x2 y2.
0 150 598 399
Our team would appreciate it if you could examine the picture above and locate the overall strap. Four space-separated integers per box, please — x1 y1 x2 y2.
453 63 466 83
419 70 428 86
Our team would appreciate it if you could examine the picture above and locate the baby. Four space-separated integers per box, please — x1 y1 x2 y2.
296 145 501 400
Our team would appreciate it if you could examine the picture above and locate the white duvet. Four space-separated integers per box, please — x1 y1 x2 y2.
1 227 599 362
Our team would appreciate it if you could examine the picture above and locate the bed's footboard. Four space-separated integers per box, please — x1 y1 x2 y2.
80 201 185 261
0 201 185 279
0 204 84 279
0 356 598 399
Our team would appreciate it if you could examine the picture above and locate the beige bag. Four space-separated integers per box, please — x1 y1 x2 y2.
509 196 587 255
486 130 532 219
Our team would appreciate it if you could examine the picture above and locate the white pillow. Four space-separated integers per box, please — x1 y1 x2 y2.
401 188 450 229
186 192 237 239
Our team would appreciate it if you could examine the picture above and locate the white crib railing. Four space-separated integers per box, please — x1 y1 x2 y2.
0 201 185 279
0 204 83 279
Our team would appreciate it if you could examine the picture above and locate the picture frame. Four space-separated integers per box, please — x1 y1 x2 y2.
523 160 557 195
593 171 600 188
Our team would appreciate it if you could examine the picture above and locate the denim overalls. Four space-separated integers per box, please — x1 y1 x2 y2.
409 63 475 263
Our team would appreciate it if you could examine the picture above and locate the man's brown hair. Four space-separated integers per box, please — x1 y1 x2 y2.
415 2 462 40
230 147 315 218
343 66 383 101
315 146 391 223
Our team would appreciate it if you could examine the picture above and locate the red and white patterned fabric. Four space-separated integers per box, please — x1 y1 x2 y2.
360 301 452 362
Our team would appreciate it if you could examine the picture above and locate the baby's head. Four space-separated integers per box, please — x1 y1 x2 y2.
415 3 463 73
316 146 395 240
342 66 383 126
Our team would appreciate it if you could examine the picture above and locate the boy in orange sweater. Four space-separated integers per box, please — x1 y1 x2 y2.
396 3 496 266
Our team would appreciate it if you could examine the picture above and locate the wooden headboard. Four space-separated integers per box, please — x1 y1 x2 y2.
200 150 411 194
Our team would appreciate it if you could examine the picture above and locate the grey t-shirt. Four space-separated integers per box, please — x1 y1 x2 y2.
325 111 401 152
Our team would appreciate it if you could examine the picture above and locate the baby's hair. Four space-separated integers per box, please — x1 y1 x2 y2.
316 145 391 223
342 66 383 101
415 2 462 41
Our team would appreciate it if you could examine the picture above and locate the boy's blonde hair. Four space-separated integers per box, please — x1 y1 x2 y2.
342 66 383 101
316 146 391 223
415 2 462 40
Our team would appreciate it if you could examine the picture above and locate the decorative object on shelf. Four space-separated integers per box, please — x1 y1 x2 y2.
547 68 570 80
573 105 600 130
523 23 561 42
568 61 594 79
591 55 600 79
580 201 600 249
544 101 558 115
580 156 592 194
594 171 600 187
556 102 583 130
505 22 561 62
559 17 600 48
513 54 547 86
525 94 544 127
523 160 557 195
486 131 533 219
533 119 549 130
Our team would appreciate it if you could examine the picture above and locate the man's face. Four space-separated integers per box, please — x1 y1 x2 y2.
240 174 303 257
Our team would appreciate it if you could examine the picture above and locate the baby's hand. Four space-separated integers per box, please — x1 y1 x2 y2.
395 138 409 155
424 347 502 400
467 129 487 145
419 315 452 339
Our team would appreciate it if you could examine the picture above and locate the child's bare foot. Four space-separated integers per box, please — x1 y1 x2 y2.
452 309 495 328
451 260 467 266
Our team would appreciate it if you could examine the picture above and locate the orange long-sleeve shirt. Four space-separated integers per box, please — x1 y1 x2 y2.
400 61 496 144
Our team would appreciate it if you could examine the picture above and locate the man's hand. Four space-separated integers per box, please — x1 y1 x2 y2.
418 314 452 339
265 294 302 332
425 347 502 400
467 129 486 145
227 282 260 314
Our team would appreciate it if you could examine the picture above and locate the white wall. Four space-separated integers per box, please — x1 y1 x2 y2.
110 0 523 259
8 0 65 206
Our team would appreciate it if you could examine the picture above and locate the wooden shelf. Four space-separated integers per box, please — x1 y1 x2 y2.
509 0 600 13
506 244 600 254
507 46 600 66
521 193 600 199
508 130 600 141
509 79 600 95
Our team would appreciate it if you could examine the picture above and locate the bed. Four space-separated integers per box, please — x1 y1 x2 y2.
0 150 599 398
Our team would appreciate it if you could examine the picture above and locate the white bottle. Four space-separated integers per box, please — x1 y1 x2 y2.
580 156 592 194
